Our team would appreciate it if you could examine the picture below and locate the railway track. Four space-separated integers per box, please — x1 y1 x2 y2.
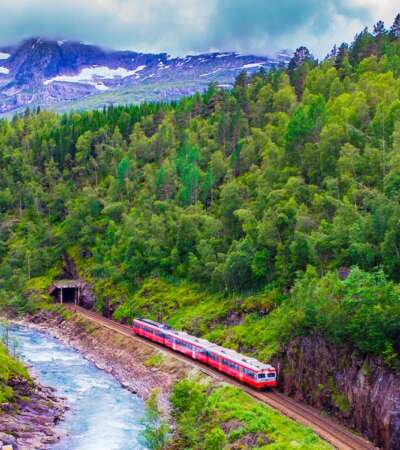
68 305 377 450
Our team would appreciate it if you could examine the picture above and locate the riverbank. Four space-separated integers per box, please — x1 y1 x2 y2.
0 346 66 450
13 308 337 449
13 307 357 450
21 309 193 416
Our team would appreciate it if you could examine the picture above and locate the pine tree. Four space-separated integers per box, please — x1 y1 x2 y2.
391 14 400 39
335 43 349 71
327 44 337 60
349 27 374 65
288 47 314 98
373 20 386 36
288 46 312 71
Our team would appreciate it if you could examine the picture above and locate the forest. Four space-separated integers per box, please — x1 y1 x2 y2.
1 17 400 367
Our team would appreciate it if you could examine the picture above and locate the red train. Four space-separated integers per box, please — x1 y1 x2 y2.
133 318 277 389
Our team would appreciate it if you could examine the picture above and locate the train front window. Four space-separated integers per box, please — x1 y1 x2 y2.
257 373 266 379
268 373 276 378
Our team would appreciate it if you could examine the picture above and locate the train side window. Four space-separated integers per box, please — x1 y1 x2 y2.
225 360 238 370
177 339 192 349
244 368 255 379
208 352 217 361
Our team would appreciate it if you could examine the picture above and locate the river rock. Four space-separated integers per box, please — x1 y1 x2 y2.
0 376 66 450
0 433 16 446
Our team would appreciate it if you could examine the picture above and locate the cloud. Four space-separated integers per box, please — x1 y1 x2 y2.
0 0 398 57
205 0 371 55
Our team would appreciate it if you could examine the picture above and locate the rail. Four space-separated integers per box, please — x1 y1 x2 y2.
67 305 377 450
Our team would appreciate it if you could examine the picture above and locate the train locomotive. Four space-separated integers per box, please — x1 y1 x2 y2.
133 318 277 389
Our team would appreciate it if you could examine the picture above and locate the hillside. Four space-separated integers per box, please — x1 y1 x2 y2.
0 37 290 116
0 339 29 403
1 17 400 448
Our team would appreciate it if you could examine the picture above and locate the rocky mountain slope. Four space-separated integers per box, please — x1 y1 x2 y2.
0 37 291 115
277 335 400 449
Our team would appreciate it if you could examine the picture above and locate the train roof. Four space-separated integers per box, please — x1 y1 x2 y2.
137 318 172 330
134 318 274 372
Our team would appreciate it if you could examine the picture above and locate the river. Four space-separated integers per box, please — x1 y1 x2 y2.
4 323 147 450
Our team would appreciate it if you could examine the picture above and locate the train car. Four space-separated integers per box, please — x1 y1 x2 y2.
132 318 277 389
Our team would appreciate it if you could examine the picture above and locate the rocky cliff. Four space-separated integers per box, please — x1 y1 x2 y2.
276 335 400 449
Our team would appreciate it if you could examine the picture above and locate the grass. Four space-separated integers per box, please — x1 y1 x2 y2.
69 248 289 364
170 377 332 449
144 353 164 368
0 342 30 404
113 277 288 362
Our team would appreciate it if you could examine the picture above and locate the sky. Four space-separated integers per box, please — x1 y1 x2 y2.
0 0 399 57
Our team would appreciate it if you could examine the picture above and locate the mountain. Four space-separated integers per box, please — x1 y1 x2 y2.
0 37 291 115
2 19 400 450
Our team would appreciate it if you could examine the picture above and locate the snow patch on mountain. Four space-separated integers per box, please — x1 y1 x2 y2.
94 83 109 91
200 68 223 77
44 65 147 87
216 52 235 58
0 52 10 60
242 62 265 69
0 67 9 74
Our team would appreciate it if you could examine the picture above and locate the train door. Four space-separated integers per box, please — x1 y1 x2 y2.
207 351 218 368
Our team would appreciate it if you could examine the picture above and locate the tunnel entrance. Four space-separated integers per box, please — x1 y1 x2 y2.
49 280 84 305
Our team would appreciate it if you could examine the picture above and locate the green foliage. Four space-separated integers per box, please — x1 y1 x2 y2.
1 21 400 366
170 378 332 449
144 352 164 368
204 427 226 450
285 267 400 366
0 339 30 403
141 389 169 450
333 393 350 413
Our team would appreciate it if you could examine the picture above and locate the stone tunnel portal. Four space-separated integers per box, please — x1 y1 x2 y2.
48 280 84 305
